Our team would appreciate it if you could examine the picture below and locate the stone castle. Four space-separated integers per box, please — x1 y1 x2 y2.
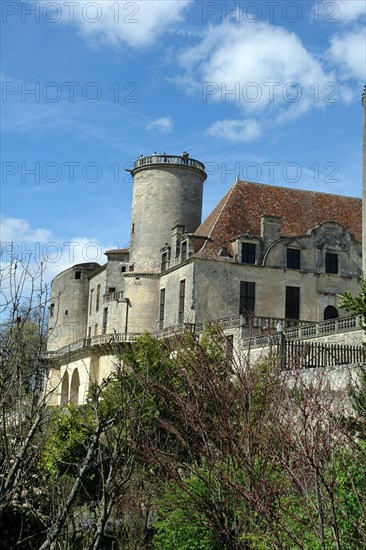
46 88 366 406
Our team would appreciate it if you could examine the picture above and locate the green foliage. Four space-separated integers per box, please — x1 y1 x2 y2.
339 276 366 331
153 475 221 550
334 441 366 549
42 404 95 476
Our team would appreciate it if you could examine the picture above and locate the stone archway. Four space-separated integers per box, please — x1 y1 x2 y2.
70 369 80 405
324 305 338 320
61 371 69 406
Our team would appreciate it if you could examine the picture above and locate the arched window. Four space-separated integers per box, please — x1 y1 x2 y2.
324 306 338 320
70 369 80 405
61 371 69 406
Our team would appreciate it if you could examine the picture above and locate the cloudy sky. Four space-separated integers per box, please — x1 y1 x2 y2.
1 0 365 279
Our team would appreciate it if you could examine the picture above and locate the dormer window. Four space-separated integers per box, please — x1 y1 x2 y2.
161 251 169 272
181 241 187 262
325 252 338 274
241 243 256 264
287 248 300 269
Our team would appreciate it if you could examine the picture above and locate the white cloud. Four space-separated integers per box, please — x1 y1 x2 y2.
206 119 261 142
34 0 192 49
146 116 174 134
328 27 366 80
0 218 110 282
178 20 335 119
325 0 366 22
1 217 51 243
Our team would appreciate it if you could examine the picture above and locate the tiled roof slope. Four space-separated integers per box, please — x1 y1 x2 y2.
194 180 361 259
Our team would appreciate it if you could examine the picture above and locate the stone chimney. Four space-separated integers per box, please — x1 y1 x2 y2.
261 215 282 250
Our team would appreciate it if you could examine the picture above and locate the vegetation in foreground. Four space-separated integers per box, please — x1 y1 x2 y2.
1 258 366 548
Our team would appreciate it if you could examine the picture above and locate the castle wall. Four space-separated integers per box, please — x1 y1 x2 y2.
192 258 360 323
159 262 195 328
123 273 160 333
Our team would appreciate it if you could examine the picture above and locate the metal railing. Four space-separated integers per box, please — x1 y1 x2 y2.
284 341 365 369
133 154 205 172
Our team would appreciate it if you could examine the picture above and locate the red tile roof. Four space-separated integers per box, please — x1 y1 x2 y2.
194 180 361 259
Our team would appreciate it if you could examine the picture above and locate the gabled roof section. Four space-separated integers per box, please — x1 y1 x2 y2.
194 180 361 259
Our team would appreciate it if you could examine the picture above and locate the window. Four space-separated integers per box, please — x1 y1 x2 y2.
285 286 300 320
159 289 165 330
50 303 55 317
178 280 186 324
161 251 169 272
181 241 187 262
287 248 300 269
96 284 101 312
239 282 255 314
65 310 68 316
75 271 81 279
121 266 126 273
241 243 256 264
88 327 91 339
325 252 338 274
89 289 94 314
102 308 108 334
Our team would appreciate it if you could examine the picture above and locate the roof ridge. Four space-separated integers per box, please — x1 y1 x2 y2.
236 180 360 200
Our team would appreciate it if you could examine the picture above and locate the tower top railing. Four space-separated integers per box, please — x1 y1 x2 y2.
132 154 206 173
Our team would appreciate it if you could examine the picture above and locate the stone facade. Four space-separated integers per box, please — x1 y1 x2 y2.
46 151 363 405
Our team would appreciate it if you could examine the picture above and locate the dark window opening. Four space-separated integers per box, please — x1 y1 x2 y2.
159 289 165 330
131 223 135 234
89 289 94 315
326 252 338 274
75 271 81 279
108 287 116 294
121 266 126 273
287 248 300 269
324 305 338 320
241 243 256 264
65 310 68 316
96 284 101 312
286 286 300 320
161 252 169 272
181 241 187 262
102 308 108 334
239 282 255 314
178 280 186 324
50 303 55 317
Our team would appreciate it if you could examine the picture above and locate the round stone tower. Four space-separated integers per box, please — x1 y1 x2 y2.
47 262 100 351
129 153 207 271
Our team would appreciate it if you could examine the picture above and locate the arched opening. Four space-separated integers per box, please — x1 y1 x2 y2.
61 372 69 406
324 305 338 320
70 369 80 405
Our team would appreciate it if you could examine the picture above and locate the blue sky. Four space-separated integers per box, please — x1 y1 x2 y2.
1 0 365 280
